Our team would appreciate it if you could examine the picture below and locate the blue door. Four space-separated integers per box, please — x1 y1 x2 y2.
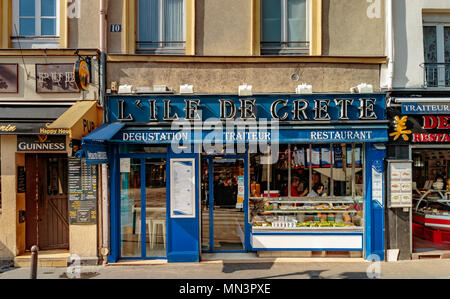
201 155 249 253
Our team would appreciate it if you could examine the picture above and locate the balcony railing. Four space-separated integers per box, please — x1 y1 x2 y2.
420 63 450 88
136 41 186 55
261 41 310 55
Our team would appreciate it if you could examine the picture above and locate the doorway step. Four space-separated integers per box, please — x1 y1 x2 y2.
14 250 69 268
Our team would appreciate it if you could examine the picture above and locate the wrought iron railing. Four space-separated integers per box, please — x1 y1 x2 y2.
136 41 186 54
420 63 450 88
261 41 310 55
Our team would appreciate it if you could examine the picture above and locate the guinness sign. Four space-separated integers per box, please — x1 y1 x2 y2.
17 135 66 152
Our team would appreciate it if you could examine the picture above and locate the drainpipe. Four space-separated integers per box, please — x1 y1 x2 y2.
386 0 394 91
99 0 109 265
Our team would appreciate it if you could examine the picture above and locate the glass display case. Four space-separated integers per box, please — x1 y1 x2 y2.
249 143 365 251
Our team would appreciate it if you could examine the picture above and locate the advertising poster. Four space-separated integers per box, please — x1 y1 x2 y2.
236 176 245 208
321 147 331 167
307 148 320 167
333 145 343 168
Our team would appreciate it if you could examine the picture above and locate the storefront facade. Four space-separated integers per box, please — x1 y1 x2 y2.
386 97 450 259
0 51 102 266
84 93 388 263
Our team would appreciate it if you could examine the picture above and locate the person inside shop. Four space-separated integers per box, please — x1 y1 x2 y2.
312 172 321 186
295 168 309 196
308 182 325 197
284 177 301 197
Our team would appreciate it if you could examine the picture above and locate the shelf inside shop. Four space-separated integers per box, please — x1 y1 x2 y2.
252 226 363 232
261 209 358 214
250 197 364 204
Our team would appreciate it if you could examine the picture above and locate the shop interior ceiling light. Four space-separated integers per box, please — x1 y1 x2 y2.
238 83 253 96
180 84 194 94
296 83 313 94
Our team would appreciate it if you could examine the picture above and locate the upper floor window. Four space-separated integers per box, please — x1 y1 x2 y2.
137 0 185 54
422 12 450 88
12 0 60 49
261 0 308 55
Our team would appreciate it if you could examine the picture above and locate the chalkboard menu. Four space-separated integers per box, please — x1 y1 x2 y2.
68 158 97 224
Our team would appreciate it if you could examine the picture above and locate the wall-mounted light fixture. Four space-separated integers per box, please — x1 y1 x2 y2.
295 83 312 94
180 84 194 94
357 83 374 93
118 84 133 94
238 83 252 96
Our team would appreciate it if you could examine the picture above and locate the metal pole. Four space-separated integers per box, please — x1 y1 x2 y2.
30 246 39 279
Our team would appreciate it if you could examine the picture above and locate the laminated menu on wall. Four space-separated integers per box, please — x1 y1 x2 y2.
171 159 195 218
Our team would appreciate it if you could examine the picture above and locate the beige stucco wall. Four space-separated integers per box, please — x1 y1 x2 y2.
196 0 252 56
0 57 99 102
392 0 450 89
68 0 100 49
107 62 380 94
107 0 124 53
0 135 17 260
70 225 98 258
322 0 385 56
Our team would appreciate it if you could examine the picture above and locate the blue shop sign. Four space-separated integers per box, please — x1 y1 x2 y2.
402 103 450 115
113 127 387 144
107 94 386 123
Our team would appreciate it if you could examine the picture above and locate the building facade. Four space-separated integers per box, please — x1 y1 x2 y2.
384 0 450 260
0 0 103 266
1 0 397 266
80 0 389 263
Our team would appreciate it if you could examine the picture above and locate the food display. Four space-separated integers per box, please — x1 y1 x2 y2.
250 197 363 231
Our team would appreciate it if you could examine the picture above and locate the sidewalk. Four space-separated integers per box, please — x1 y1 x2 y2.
1 258 450 279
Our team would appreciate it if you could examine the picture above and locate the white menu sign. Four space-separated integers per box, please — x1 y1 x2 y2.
372 166 383 207
389 161 412 208
170 159 196 218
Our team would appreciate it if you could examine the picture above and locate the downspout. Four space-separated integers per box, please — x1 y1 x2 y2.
386 0 394 92
99 0 109 265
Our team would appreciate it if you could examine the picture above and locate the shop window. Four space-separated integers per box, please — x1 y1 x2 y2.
261 0 309 55
412 149 450 252
250 143 364 230
11 0 60 49
136 0 185 54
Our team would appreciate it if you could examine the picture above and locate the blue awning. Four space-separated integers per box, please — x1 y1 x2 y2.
82 123 125 164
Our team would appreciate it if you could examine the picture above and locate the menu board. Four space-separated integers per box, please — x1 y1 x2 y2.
389 161 412 208
170 159 196 218
68 158 97 224
17 166 26 193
